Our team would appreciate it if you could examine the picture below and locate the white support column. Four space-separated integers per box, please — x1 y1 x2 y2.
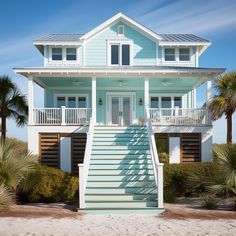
28 77 34 125
157 163 164 208
92 76 97 123
144 77 149 119
206 80 212 101
193 88 196 108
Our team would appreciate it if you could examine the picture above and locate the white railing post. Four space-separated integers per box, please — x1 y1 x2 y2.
28 77 34 125
92 76 97 123
78 116 95 209
61 106 66 125
144 77 149 121
157 163 164 208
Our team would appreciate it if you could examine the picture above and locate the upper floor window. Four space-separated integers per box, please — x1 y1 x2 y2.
164 48 175 61
179 48 190 61
118 25 124 36
110 43 130 66
52 48 62 60
66 48 77 61
56 95 87 108
174 97 182 108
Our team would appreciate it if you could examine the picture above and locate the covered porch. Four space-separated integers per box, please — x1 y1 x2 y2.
14 67 223 127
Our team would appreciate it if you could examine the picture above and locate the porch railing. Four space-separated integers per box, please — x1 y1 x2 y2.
33 107 92 125
149 108 211 125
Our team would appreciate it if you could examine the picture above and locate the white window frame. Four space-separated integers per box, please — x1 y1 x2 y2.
118 25 125 37
49 46 80 64
54 94 89 108
162 46 193 64
51 47 63 61
179 47 190 62
107 40 133 66
149 94 183 109
163 48 176 62
66 47 77 61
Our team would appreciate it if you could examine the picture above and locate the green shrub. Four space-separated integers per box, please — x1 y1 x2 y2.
201 194 218 209
22 165 79 203
164 186 177 203
164 163 214 200
159 152 169 164
0 183 15 212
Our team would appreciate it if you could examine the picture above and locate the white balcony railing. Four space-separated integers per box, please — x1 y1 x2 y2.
149 108 211 125
33 107 92 125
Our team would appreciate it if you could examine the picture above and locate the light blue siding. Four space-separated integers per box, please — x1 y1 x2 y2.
85 21 156 66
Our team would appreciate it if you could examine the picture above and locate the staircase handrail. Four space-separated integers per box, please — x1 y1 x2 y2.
78 115 95 208
145 108 164 208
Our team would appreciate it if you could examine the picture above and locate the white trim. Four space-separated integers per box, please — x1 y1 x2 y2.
53 93 89 108
80 12 162 42
33 41 82 46
106 92 136 125
159 41 211 46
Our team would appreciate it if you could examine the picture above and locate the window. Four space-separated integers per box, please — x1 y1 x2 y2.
56 97 65 107
111 45 119 65
151 97 159 108
52 48 62 60
174 97 182 108
55 95 87 108
164 48 175 61
68 97 76 108
179 48 190 61
110 43 130 66
122 44 130 65
161 97 171 108
118 25 124 36
66 48 77 61
78 97 86 108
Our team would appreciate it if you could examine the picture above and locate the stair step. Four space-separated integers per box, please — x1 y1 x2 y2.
85 193 157 201
93 134 148 138
78 207 164 214
88 169 154 175
93 137 149 142
86 187 157 194
85 200 158 208
92 141 150 146
90 159 152 164
88 174 154 181
90 154 151 159
92 145 150 150
87 180 156 187
91 150 150 155
89 164 153 170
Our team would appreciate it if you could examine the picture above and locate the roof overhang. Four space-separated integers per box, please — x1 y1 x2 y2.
13 67 225 79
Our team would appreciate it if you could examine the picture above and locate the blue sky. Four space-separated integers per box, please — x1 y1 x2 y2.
0 0 236 143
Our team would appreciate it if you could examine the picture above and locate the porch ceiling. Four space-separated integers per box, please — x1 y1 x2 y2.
36 76 201 90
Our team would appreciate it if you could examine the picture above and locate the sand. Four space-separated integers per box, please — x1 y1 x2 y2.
0 202 236 236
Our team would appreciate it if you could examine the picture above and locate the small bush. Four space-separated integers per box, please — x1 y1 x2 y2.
159 152 169 164
164 187 177 203
201 194 218 209
164 163 214 200
0 184 14 212
21 165 79 203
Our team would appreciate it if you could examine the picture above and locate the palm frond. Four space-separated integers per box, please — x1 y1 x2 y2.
0 183 15 212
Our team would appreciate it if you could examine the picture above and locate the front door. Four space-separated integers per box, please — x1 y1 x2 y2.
111 96 131 126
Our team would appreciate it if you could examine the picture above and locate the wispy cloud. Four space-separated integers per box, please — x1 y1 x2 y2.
134 0 236 35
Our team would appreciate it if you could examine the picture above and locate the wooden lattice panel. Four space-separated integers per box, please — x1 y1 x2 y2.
180 133 201 162
39 133 60 168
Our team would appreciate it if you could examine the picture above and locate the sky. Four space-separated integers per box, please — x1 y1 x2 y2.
0 0 236 143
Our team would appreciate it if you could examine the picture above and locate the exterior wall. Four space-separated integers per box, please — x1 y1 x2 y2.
84 21 157 66
153 125 213 162
28 125 88 155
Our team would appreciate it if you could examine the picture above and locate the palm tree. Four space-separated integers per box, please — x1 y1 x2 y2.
0 75 28 142
208 71 236 143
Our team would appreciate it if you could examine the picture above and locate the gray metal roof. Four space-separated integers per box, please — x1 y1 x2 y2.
159 34 210 43
34 34 84 42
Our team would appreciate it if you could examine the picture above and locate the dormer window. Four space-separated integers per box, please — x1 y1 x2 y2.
179 48 190 61
110 43 131 66
164 48 175 61
66 48 77 61
52 48 62 60
118 25 124 36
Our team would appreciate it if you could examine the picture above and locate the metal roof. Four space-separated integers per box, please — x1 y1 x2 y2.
34 34 84 42
159 34 210 43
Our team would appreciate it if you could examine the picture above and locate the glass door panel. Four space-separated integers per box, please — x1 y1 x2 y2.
111 97 119 125
68 97 76 108
122 97 131 126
